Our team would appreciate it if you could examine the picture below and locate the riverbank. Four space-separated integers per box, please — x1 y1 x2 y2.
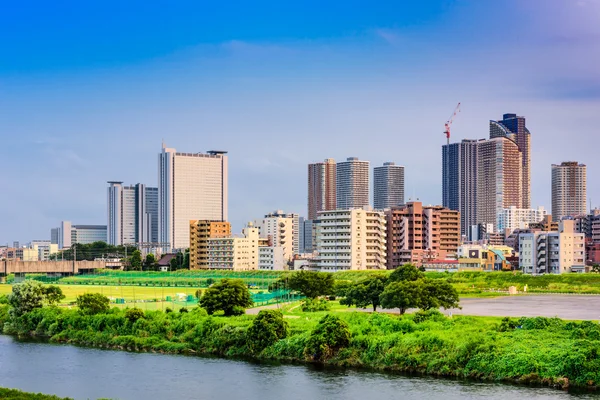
2 302 600 391
0 387 73 400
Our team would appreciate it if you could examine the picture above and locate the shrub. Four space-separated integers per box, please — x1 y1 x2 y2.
301 298 330 312
165 307 173 313
125 308 145 323
304 314 351 361
200 279 253 316
76 293 110 315
497 317 518 332
247 310 289 353
412 309 444 324
179 307 189 313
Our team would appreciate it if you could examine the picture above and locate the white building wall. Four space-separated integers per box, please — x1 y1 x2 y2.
497 206 547 234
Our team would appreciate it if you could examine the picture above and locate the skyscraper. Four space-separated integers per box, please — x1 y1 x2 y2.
107 182 159 246
442 139 480 236
307 159 336 220
477 137 523 231
159 144 228 250
374 162 405 209
490 113 531 208
552 162 587 221
336 157 369 209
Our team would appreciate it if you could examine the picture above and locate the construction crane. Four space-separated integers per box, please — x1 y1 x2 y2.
444 102 461 145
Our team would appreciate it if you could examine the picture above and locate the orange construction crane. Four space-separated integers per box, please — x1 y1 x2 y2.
444 102 461 145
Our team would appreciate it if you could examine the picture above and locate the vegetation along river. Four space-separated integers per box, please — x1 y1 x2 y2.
0 335 598 400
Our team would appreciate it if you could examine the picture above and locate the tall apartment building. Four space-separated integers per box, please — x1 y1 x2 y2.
159 144 228 250
207 224 259 270
385 201 460 268
490 113 531 208
189 220 231 269
519 220 585 274
442 139 480 236
308 159 336 220
497 206 547 235
373 162 405 209
253 210 299 260
477 137 523 232
551 162 587 221
336 157 369 209
313 209 387 271
107 182 158 246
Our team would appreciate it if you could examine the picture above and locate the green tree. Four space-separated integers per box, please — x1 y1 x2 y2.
143 253 157 271
8 280 46 317
247 310 289 353
592 264 600 273
389 263 424 282
340 276 387 311
169 257 178 271
183 248 190 269
199 279 253 316
304 314 351 361
128 250 143 271
76 293 110 315
419 279 460 311
379 280 424 314
42 285 65 306
125 307 145 323
288 271 334 299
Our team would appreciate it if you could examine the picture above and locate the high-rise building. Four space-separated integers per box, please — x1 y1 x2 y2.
71 225 107 245
477 137 523 232
299 217 314 254
374 162 405 210
159 144 228 250
385 201 460 268
551 162 587 221
490 113 531 208
442 139 480 236
50 221 72 249
107 182 158 246
189 220 231 269
336 157 369 209
313 209 387 271
497 206 547 235
307 159 336 220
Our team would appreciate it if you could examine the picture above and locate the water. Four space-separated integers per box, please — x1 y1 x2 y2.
0 335 597 400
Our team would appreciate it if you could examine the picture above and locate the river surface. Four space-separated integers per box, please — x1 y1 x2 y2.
0 335 598 400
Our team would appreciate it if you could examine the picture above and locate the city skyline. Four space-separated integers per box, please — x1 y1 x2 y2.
2 0 600 243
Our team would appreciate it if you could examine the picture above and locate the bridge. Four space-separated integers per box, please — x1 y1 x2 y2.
1 260 106 281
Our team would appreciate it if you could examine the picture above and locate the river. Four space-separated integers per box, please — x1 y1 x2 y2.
0 335 597 400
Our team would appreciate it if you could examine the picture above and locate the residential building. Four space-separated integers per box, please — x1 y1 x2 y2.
258 246 286 271
313 209 386 271
336 157 369 209
308 159 336 220
490 113 531 208
29 241 59 261
497 206 547 236
442 139 480 236
519 220 585 274
456 244 513 271
253 210 299 260
207 224 259 270
189 220 231 269
529 215 559 232
551 162 587 221
159 144 228 250
107 182 159 246
477 137 523 232
385 201 460 268
373 162 405 209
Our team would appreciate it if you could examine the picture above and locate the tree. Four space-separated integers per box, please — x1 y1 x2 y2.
169 257 178 271
340 276 387 311
128 250 143 271
419 279 460 311
379 280 424 314
592 264 600 273
76 293 110 315
199 279 253 316
288 271 334 299
125 308 145 323
42 285 65 306
182 248 190 269
247 310 289 353
143 253 157 271
304 314 351 361
8 280 46 317
389 263 424 282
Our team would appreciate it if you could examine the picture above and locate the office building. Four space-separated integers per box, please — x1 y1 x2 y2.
313 209 387 271
477 137 523 232
442 139 480 236
107 182 158 246
159 144 228 250
308 159 336 220
497 206 547 235
72 225 107 244
374 162 405 209
299 218 314 254
385 201 460 268
551 162 587 221
189 220 231 269
490 113 531 208
336 157 369 209
519 220 585 274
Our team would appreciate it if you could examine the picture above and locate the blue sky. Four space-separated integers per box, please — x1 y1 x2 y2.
1 0 599 243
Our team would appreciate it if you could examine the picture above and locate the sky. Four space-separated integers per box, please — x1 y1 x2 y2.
1 0 599 244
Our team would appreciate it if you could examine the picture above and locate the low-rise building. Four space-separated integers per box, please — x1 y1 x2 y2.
457 244 513 271
258 246 286 271
189 220 231 269
207 224 260 271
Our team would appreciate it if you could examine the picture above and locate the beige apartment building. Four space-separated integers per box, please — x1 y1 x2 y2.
189 220 231 269
308 159 336 220
385 201 460 268
551 161 587 221
207 224 260 270
314 209 387 271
